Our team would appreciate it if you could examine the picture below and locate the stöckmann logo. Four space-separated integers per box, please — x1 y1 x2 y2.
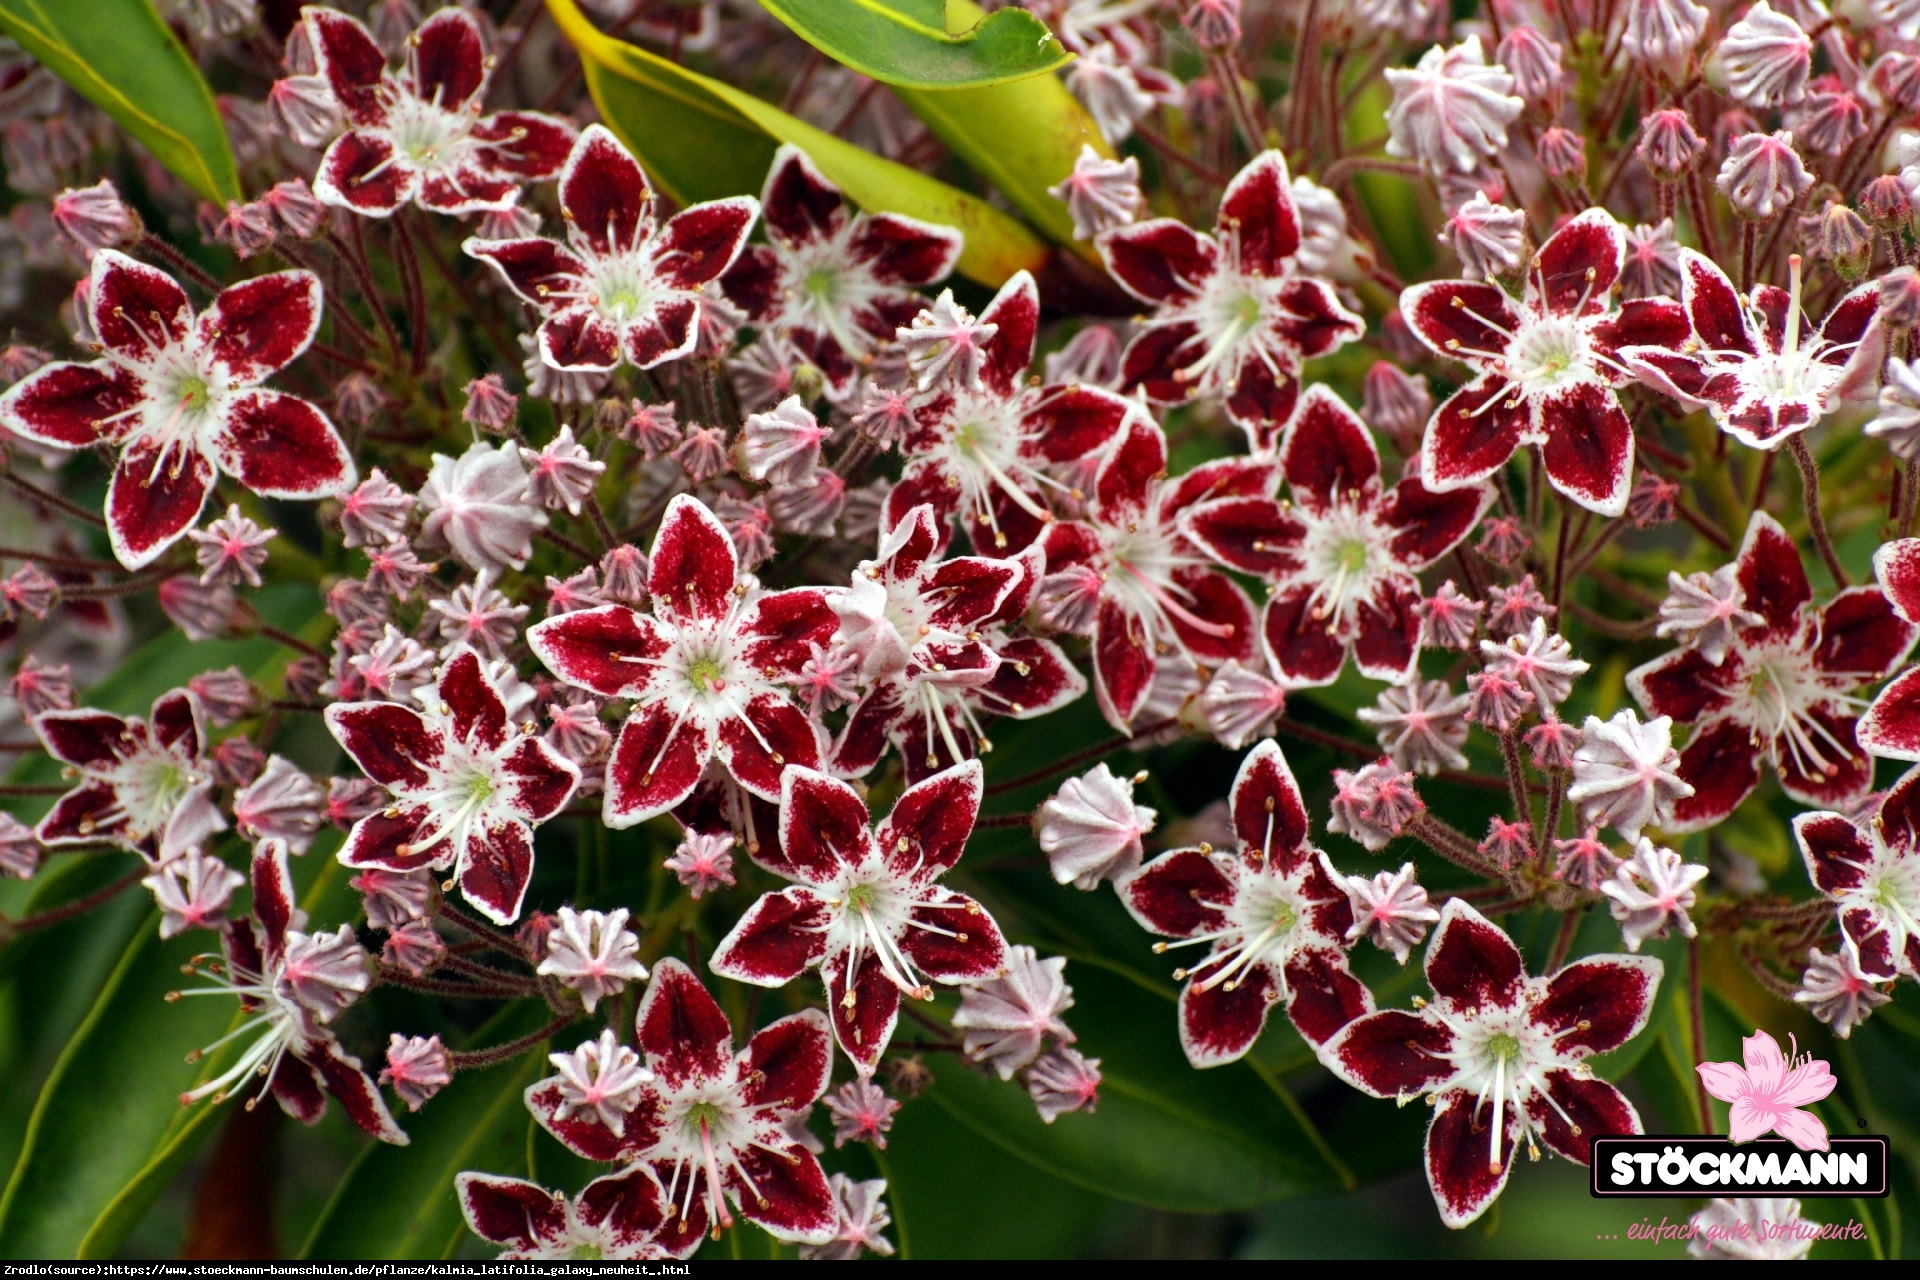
1590 1136 1890 1197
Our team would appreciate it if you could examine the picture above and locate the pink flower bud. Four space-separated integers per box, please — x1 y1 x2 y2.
51 179 135 253
1716 130 1812 220
1638 108 1704 179
10 656 72 716
381 1033 452 1110
2 563 57 620
462 374 519 434
189 667 259 727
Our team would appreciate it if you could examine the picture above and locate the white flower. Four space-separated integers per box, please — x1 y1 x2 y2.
1327 857 1439 964
1687 1198 1814 1260
1568 710 1694 841
739 395 828 486
1441 192 1527 279
143 847 244 939
1601 838 1708 951
547 1028 651 1136
1049 145 1143 241
896 290 997 391
1384 37 1523 175
1358 679 1471 775
951 945 1076 1079
1036 764 1157 889
536 907 648 1013
1200 660 1290 751
417 442 548 575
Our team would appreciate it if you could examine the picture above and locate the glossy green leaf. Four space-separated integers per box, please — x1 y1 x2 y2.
301 1003 554 1260
547 0 1049 286
922 965 1351 1212
754 0 1069 88
0 0 239 204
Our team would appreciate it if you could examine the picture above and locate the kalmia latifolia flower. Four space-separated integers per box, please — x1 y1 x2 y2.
1036 762 1156 889
537 906 648 1013
1716 1 1812 108
1566 709 1692 841
1324 901 1659 1227
802 1175 896 1260
1384 37 1524 176
458 1169 670 1260
327 646 582 924
300 6 574 217
710 762 1007 1074
1625 250 1883 450
821 1078 899 1148
0 250 355 567
1402 208 1687 516
1793 944 1892 1037
720 144 960 399
1097 151 1365 448
1360 678 1471 775
1601 838 1707 950
528 495 835 826
175 842 408 1145
1184 386 1491 686
1628 512 1916 827
1048 144 1144 241
31 688 213 853
467 126 756 373
526 960 836 1254
1792 766 1920 984
1118 740 1372 1067
1329 860 1439 964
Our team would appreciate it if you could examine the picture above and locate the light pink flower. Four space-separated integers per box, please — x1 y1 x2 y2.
1696 1029 1836 1150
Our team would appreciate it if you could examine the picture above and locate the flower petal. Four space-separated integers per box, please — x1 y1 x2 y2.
648 495 737 625
529 604 665 699
603 704 711 827
710 887 832 986
1180 496 1304 579
653 198 759 290
105 439 214 569
1400 279 1521 366
524 1079 650 1163
1179 965 1277 1068
251 838 296 959
1793 810 1874 895
1736 511 1812 638
978 271 1040 401
981 635 1086 719
1529 1070 1637 1164
1351 577 1424 684
1536 954 1662 1054
269 1054 329 1126
1095 417 1168 519
1772 707 1872 808
1324 1009 1456 1097
1421 377 1529 492
559 124 654 259
738 588 839 676
900 891 1005 981
1528 207 1625 318
878 760 982 878
339 806 445 872
1814 587 1916 679
32 708 137 770
848 213 962 287
1168 568 1255 663
88 249 191 363
777 766 875 884
1859 667 1920 760
314 132 414 216
1667 719 1761 830
1424 1091 1516 1229
538 308 622 372
0 360 143 449
303 7 387 121
1676 249 1757 356
216 390 355 499
731 1144 837 1244
1261 586 1348 687
620 297 700 370
1382 475 1494 568
1270 277 1365 360
758 144 845 247
1538 380 1633 516
325 701 445 791
463 237 591 311
458 1173 567 1252
1278 385 1380 512
1282 947 1373 1047
35 781 126 847
458 816 536 925
1230 739 1311 865
470 111 578 180
1424 899 1525 1010
716 693 822 801
308 1037 409 1144
1117 847 1234 937
824 949 900 1074
637 957 735 1086
1093 598 1156 730
199 271 322 385
498 736 580 824
742 1008 833 1112
408 8 489 110
1120 320 1204 404
1219 150 1301 275
575 1165 668 1253
437 648 509 750
1098 219 1218 306
1771 1105 1831 1152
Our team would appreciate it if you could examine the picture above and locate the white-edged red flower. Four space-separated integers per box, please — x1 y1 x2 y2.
526 959 837 1255
301 5 574 217
886 271 1138 554
178 842 408 1146
1792 765 1920 983
1183 385 1492 686
1401 208 1689 516
527 496 837 826
710 762 1007 1075
458 1168 670 1260
1623 249 1883 450
467 125 755 373
1628 512 1916 828
1096 151 1365 450
327 646 581 925
825 503 1082 778
1323 900 1659 1228
1117 740 1372 1067
31 688 214 854
1038 417 1265 730
720 144 961 399
0 250 354 568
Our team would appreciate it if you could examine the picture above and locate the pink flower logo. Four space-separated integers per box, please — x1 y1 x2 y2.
1696 1030 1837 1151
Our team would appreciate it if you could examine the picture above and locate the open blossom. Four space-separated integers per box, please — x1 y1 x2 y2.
537 907 648 1013
32 689 214 853
1324 901 1659 1227
1118 740 1372 1066
1184 386 1490 687
1629 512 1916 827
951 945 1076 1079
1403 208 1687 516
467 126 756 373
1385 37 1523 176
1566 710 1692 841
527 961 836 1255
1098 151 1364 448
300 6 574 217
1600 838 1708 950
328 647 581 925
0 250 354 568
528 496 835 826
1696 1029 1835 1151
720 145 960 398
1791 768 1920 982
710 762 1007 1074
1328 859 1439 964
1036 763 1156 889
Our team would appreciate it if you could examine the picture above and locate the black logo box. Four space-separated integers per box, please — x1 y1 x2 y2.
1589 1136 1890 1198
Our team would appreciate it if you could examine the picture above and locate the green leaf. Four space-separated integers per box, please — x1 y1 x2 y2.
753 0 1070 88
0 0 239 204
0 915 246 1258
921 965 1351 1211
546 0 1049 287
300 1003 554 1260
